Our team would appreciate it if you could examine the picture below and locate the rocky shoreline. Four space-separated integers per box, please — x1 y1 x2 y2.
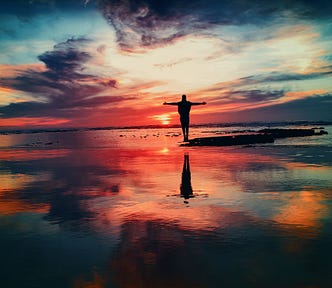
181 128 328 146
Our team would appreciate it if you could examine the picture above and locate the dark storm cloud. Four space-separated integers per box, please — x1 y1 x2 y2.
97 0 332 50
0 37 131 119
38 38 91 75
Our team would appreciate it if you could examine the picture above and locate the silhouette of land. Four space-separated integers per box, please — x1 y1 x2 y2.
181 128 327 146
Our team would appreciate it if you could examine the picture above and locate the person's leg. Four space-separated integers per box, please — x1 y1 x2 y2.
180 118 186 141
184 117 189 141
182 126 187 141
185 124 189 141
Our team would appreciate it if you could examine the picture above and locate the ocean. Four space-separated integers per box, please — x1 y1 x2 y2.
1 122 332 287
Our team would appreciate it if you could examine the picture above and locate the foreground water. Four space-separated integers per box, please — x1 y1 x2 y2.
1 124 332 287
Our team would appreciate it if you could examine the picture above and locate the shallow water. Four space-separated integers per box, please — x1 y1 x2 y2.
1 125 332 287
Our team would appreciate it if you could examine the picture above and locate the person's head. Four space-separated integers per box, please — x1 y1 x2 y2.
182 94 187 101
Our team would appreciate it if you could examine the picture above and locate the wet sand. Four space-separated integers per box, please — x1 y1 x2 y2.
1 126 332 287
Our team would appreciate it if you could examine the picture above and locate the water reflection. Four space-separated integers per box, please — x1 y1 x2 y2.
1 146 331 233
1 134 332 287
180 153 194 203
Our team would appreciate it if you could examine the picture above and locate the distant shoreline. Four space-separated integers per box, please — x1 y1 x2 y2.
1 121 331 135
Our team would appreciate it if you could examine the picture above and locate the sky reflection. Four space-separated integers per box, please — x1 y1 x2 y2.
1 142 331 233
1 132 332 287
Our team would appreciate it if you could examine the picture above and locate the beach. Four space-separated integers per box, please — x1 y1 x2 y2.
1 124 332 287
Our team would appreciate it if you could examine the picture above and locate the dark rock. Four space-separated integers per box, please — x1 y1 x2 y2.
181 134 274 147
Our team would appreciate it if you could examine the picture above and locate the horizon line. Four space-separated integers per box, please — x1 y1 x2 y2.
1 120 331 135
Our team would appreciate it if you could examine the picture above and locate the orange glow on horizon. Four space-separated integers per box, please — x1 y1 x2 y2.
0 117 70 128
151 113 172 125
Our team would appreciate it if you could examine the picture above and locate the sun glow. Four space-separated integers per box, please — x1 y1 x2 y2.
152 114 172 125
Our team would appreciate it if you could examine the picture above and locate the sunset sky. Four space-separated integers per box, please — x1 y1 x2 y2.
1 0 332 129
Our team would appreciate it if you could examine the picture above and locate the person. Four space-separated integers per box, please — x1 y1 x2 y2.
163 94 206 142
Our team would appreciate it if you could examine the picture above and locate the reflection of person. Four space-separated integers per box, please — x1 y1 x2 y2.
163 94 206 142
180 154 193 204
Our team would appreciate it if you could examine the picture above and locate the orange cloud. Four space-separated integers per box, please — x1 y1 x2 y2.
0 117 70 128
282 89 327 102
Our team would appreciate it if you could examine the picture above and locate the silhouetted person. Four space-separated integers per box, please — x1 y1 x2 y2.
180 154 193 204
163 94 206 142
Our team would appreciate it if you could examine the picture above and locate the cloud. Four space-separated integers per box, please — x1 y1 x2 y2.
201 94 332 123
225 90 285 103
193 85 286 105
98 0 193 51
198 66 332 96
239 94 332 121
0 37 132 121
238 69 332 85
97 0 332 50
38 38 92 75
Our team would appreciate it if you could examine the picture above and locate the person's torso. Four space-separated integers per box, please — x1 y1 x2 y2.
178 101 191 116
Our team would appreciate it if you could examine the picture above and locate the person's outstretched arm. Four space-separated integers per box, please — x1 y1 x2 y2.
163 102 179 105
191 101 207 105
